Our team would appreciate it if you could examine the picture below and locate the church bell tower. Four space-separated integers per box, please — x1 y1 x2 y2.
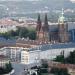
58 9 69 43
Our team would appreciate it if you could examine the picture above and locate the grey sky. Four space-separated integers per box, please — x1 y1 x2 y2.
0 0 71 1
0 0 75 3
0 0 40 1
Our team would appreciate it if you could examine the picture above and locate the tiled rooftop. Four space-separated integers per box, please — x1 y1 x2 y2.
30 42 75 51
0 37 75 50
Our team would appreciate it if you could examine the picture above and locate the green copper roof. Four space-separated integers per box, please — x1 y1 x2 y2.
58 9 67 23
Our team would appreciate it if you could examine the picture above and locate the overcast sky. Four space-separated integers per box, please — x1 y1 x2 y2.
0 0 72 1
70 0 75 2
0 0 75 3
0 0 40 1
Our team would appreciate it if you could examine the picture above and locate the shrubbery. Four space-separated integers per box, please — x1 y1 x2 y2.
54 50 75 64
0 27 36 40
0 62 13 74
50 67 69 75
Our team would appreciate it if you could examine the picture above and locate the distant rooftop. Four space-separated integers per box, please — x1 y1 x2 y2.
30 42 75 51
0 37 16 48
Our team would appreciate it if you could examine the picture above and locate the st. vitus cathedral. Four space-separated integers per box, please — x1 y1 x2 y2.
36 9 69 43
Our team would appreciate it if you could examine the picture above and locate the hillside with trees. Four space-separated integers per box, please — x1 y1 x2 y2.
0 27 36 40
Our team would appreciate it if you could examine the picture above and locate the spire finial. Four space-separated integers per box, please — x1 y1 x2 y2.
62 8 64 17
44 13 48 25
37 13 41 21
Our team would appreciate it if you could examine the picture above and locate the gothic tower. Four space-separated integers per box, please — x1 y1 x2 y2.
43 13 49 41
58 9 69 43
36 14 49 42
36 14 44 41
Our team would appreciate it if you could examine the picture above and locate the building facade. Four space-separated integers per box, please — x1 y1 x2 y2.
36 14 49 42
1 43 75 64
21 48 29 64
0 55 10 68
36 10 69 43
1 47 22 62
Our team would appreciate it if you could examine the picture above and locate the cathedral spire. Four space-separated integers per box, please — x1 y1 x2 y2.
36 13 42 31
38 13 41 22
58 8 67 23
36 13 50 42
44 13 49 31
45 13 48 25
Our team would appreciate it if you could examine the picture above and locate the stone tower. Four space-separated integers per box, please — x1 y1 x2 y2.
36 14 49 42
43 13 49 42
58 9 69 43
36 14 44 41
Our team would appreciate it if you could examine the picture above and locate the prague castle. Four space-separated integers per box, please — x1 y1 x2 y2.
1 9 75 65
0 9 72 49
36 9 69 43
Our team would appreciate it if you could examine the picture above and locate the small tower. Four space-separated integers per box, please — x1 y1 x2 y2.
58 8 69 43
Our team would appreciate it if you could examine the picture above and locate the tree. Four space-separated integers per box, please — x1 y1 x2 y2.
50 67 69 75
27 30 36 40
0 27 37 40
54 55 65 63
54 50 75 64
5 61 13 73
0 62 13 74
19 27 29 38
65 51 75 64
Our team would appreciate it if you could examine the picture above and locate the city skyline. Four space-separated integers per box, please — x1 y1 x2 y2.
0 0 75 75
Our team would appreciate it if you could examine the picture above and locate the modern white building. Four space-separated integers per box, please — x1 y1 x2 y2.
0 55 10 68
1 43 75 64
1 47 23 62
21 48 29 64
20 43 75 64
28 43 75 64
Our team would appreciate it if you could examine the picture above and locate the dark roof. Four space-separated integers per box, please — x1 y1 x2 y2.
29 43 75 51
0 37 16 45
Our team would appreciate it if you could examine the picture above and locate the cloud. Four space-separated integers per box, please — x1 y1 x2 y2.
70 0 75 3
25 0 40 1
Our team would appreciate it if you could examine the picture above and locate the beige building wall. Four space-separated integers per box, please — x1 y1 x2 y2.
21 50 29 64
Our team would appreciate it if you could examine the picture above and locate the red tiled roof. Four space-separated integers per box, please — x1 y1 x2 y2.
48 62 75 70
0 18 19 26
